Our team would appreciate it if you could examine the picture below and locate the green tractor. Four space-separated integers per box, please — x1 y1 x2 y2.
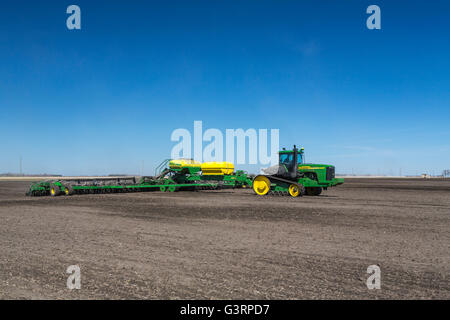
252 146 343 197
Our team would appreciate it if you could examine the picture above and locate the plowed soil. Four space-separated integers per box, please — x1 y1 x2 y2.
0 178 449 299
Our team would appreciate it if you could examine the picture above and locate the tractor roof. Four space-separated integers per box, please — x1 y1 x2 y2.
279 148 304 154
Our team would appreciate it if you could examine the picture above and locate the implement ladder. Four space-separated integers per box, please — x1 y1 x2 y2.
154 159 171 176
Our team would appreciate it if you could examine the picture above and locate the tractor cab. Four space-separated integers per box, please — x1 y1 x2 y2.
277 145 304 179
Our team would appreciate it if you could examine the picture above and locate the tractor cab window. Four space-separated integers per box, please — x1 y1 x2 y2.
279 153 294 166
297 153 303 164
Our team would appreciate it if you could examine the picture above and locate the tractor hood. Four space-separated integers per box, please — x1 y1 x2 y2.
298 164 334 169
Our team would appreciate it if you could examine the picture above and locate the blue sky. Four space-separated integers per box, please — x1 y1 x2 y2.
1 0 449 175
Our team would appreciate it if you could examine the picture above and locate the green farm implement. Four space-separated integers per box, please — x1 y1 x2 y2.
26 160 253 197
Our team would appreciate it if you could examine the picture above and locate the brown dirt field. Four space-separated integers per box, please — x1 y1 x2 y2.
0 178 449 299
